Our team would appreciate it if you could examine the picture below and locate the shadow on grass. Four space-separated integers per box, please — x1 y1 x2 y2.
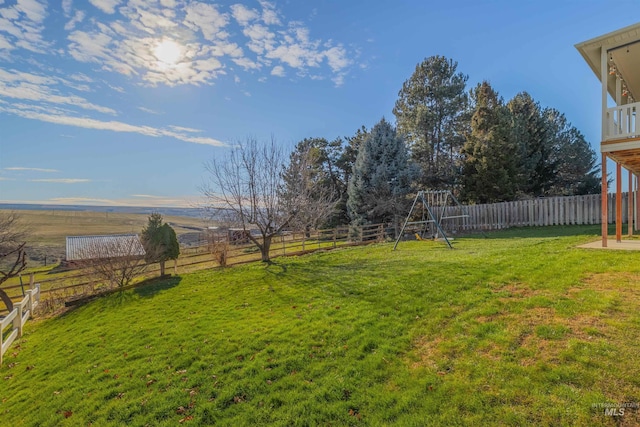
134 275 182 298
265 261 288 277
460 225 603 240
57 276 183 317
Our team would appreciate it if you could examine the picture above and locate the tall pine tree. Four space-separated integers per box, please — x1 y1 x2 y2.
544 109 600 196
461 82 519 203
393 56 469 189
507 92 555 197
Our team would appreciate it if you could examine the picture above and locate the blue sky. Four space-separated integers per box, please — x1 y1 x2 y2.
0 0 636 207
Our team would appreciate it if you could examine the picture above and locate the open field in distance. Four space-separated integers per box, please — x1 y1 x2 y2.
2 209 215 266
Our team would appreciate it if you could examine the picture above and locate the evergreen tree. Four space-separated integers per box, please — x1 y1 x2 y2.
544 109 600 195
334 126 369 224
141 213 180 276
461 82 519 203
507 92 555 197
393 56 469 189
347 118 417 227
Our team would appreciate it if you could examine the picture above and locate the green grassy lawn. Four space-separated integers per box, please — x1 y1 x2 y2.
2 226 640 426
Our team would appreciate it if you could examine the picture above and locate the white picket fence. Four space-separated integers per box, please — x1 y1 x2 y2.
1 284 40 366
439 193 634 232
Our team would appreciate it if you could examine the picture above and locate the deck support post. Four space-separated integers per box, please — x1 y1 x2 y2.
629 170 634 236
616 162 622 242
636 175 640 231
602 154 608 247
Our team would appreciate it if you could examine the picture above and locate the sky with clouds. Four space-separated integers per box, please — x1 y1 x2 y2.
0 0 637 207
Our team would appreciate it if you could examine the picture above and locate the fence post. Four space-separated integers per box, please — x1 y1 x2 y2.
14 302 23 338
25 290 33 318
30 273 35 289
333 229 337 248
174 259 177 275
282 234 286 255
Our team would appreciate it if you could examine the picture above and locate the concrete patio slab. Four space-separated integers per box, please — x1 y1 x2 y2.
578 239 640 251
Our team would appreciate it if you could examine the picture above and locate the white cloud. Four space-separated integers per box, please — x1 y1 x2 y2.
231 4 259 26
138 106 162 114
168 125 201 133
88 0 122 14
62 0 73 16
70 73 94 82
45 195 195 208
59 1 356 88
271 65 285 77
0 68 117 114
243 23 275 55
159 0 176 8
0 102 227 147
325 46 350 72
332 74 345 87
5 167 59 172
49 197 117 205
0 0 50 53
15 0 47 23
258 0 281 25
130 194 162 198
29 178 90 183
64 10 85 31
183 2 228 41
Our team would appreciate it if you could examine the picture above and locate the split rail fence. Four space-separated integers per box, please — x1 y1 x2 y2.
1 284 40 366
0 223 386 316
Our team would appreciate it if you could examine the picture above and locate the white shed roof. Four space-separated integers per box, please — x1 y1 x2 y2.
66 234 146 261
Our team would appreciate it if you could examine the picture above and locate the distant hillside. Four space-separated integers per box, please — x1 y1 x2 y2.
0 203 203 219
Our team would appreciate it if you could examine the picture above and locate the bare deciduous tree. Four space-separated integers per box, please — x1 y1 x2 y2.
0 212 27 312
202 138 292 263
80 235 147 289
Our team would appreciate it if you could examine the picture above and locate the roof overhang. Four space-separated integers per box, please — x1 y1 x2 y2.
575 22 640 101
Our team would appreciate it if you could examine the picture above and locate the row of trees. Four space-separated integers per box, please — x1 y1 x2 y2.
393 56 599 201
202 56 600 262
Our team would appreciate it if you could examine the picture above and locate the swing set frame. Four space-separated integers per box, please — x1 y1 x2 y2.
392 190 469 250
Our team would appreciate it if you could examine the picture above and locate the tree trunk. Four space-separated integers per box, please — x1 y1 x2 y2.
0 289 13 312
261 236 272 262
160 261 165 276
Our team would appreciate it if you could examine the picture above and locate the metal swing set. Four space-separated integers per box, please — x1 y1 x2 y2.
392 190 469 250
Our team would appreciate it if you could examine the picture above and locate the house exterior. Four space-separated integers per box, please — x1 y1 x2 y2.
576 22 640 246
65 234 146 265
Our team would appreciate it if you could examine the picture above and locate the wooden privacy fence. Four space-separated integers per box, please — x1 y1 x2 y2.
439 193 633 232
1 284 40 366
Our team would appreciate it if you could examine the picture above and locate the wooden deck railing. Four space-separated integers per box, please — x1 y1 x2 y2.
606 101 640 141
